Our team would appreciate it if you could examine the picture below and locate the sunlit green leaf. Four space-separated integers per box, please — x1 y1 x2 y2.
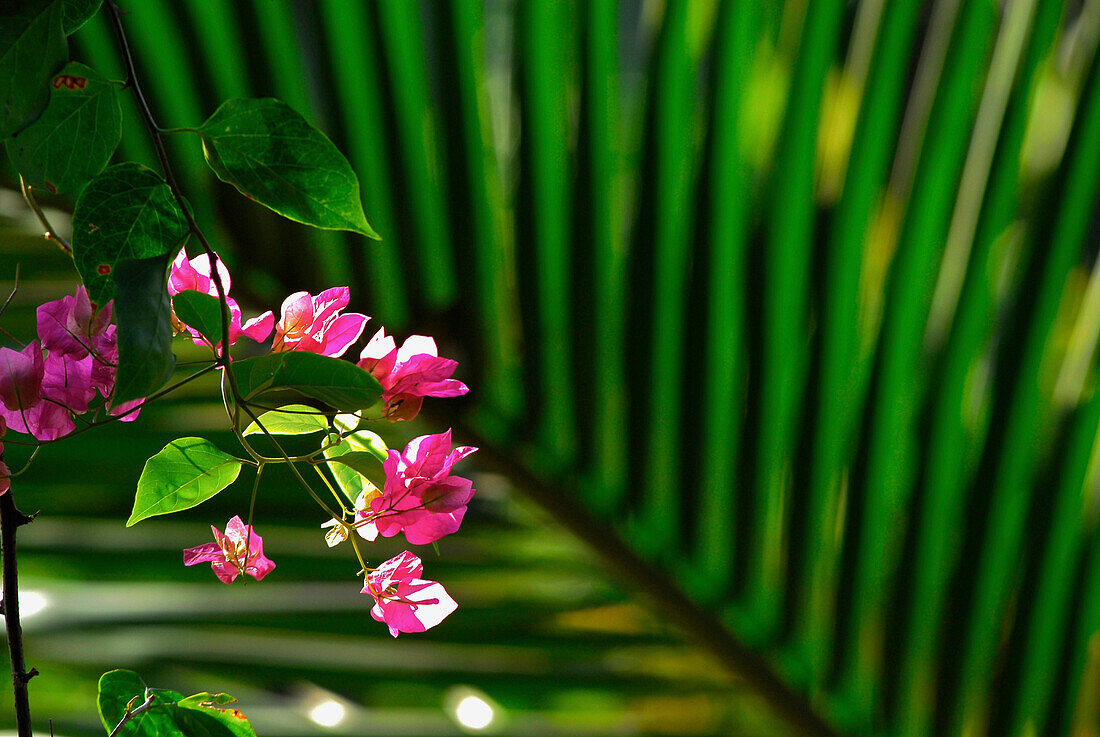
175 694 259 737
230 351 383 410
5 62 121 194
128 437 243 526
98 671 257 737
113 253 175 403
0 0 67 139
97 670 184 737
72 163 189 303
196 97 378 237
243 403 331 436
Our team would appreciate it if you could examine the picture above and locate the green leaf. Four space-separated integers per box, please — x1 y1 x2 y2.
243 403 331 436
326 450 385 477
128 437 243 526
338 428 388 462
0 0 67 139
323 439 377 501
197 97 378 237
62 0 100 33
98 671 257 737
175 694 259 737
72 162 190 304
5 61 121 194
97 670 184 737
113 253 175 403
230 351 384 411
171 289 224 347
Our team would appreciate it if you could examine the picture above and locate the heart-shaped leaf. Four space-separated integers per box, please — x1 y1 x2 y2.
6 61 121 194
128 437 243 526
73 163 189 303
197 98 378 237
230 351 383 411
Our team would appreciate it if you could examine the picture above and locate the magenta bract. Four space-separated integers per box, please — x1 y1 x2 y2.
271 287 368 358
357 329 468 421
362 550 457 637
368 429 477 545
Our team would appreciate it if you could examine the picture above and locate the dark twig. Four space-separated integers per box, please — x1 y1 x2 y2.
1 469 37 737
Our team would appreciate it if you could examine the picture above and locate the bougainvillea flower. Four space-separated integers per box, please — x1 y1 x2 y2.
168 249 274 349
36 286 113 360
362 550 457 637
183 515 276 584
369 430 477 545
357 329 468 421
271 287 368 358
0 344 92 441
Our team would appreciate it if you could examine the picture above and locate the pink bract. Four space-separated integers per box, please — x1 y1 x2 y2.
271 287 368 358
36 286 113 361
368 429 477 545
168 249 274 349
357 328 468 421
183 515 276 584
362 550 457 637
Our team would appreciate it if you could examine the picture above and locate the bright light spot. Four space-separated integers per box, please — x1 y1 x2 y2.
0 591 48 620
307 699 346 728
454 695 494 730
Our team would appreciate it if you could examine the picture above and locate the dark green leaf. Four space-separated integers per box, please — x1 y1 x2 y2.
128 437 243 526
0 0 67 138
72 163 190 303
62 0 100 33
197 97 378 237
230 351 384 410
114 253 175 403
242 403 330 436
5 61 121 194
97 670 184 737
172 289 224 347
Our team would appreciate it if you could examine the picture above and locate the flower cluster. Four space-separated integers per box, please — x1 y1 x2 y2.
173 249 473 637
183 516 275 584
0 286 142 442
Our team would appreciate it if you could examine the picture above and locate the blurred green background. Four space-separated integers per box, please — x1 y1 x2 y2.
4 0 1100 735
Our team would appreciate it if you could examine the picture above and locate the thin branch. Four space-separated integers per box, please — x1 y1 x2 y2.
0 468 38 737
18 175 72 254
